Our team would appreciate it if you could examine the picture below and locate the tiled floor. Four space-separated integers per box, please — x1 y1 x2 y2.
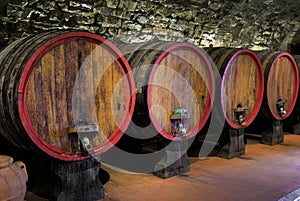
26 134 300 201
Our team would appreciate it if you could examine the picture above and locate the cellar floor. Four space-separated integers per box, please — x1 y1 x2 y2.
25 134 300 201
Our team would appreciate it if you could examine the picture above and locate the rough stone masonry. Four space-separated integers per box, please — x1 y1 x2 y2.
0 0 300 50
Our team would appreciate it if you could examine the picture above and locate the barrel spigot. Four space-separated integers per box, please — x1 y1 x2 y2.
234 104 248 126
81 137 92 151
276 99 287 118
77 122 99 155
68 121 99 156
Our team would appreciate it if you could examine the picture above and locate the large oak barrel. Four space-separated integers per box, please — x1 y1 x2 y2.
122 41 215 141
257 51 299 120
206 48 264 129
283 54 300 133
0 30 135 161
292 55 300 115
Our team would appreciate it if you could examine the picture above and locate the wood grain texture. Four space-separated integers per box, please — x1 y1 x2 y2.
289 54 300 114
258 52 299 120
206 48 263 129
0 30 63 151
150 48 209 135
123 42 214 140
26 40 127 152
0 30 134 160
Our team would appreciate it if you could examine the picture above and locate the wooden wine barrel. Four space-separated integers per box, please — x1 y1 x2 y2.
122 41 215 140
0 30 135 161
290 55 300 114
257 51 299 120
282 54 300 133
206 48 264 129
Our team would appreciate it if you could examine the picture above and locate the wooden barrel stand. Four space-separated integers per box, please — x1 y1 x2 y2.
49 156 104 201
153 137 190 179
217 128 246 159
289 119 300 134
293 122 300 134
261 121 284 145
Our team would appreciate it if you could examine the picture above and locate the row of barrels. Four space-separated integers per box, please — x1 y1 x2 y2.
0 30 299 161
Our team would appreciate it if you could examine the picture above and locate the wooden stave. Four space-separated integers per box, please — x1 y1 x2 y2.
291 55 300 114
206 47 264 129
123 41 215 141
0 30 64 151
257 51 299 120
0 30 136 161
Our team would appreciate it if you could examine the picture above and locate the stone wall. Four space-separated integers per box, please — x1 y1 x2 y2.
0 0 299 50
